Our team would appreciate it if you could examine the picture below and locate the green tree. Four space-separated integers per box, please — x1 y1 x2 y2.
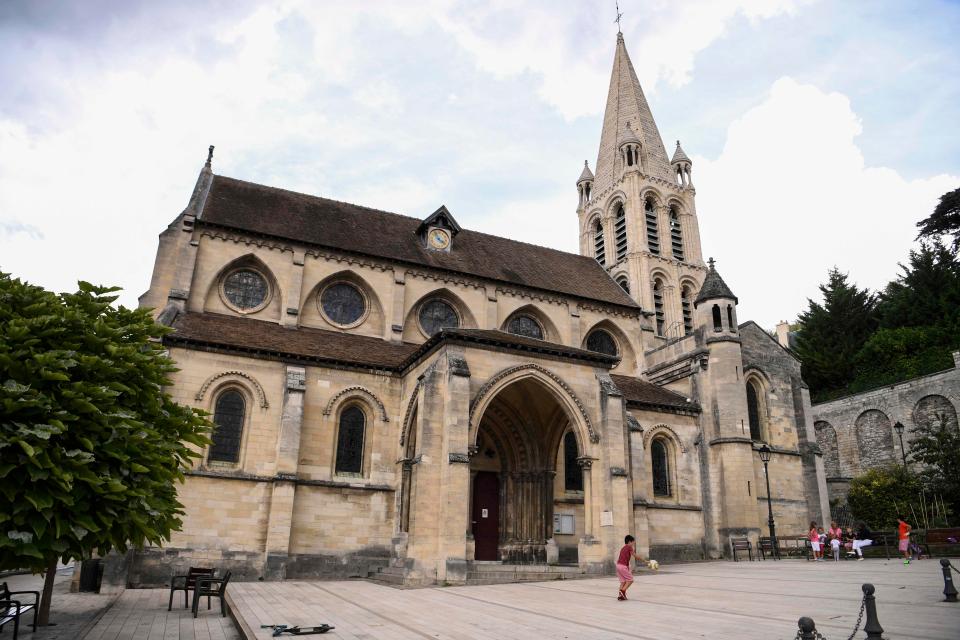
794 269 878 401
876 241 960 332
917 186 960 251
849 326 955 393
908 412 960 518
0 273 210 625
847 465 923 530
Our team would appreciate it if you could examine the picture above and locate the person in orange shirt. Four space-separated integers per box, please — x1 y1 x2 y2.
897 515 912 565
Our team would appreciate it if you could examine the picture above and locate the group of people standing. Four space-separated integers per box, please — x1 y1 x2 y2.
807 516 916 564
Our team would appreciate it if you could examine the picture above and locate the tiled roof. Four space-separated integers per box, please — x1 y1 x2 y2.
610 374 701 413
197 176 639 311
164 313 620 372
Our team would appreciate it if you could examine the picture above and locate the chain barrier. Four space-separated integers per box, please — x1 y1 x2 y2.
794 593 866 640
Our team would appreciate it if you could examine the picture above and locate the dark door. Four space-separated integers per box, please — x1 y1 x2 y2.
472 472 500 561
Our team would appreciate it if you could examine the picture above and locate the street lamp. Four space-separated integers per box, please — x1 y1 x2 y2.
893 421 908 467
758 444 779 559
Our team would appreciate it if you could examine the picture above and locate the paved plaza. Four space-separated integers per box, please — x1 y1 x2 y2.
227 560 958 640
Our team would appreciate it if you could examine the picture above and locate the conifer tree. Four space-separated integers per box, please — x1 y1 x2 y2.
794 268 877 401
917 186 960 251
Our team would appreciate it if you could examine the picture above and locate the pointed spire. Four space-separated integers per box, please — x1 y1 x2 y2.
577 160 594 184
694 257 738 306
671 140 690 165
594 33 673 194
205 144 215 168
186 145 215 218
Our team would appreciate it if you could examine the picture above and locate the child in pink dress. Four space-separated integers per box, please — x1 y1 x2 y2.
809 521 822 561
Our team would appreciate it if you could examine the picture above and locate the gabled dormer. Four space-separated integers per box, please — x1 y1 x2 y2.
417 205 462 253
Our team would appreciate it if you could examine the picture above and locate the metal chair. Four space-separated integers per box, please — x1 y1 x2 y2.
168 567 215 611
192 571 232 618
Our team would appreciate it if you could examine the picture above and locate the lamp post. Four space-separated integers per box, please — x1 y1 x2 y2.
758 444 779 559
893 421 908 468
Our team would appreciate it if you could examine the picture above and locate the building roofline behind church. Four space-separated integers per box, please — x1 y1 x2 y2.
194 174 641 315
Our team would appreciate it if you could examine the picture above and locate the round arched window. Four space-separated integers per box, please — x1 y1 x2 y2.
419 299 460 336
506 314 544 340
222 269 269 311
320 282 367 326
585 329 618 356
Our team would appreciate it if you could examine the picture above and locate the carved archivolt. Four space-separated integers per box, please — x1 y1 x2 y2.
195 370 269 408
469 363 599 444
643 423 687 453
323 386 388 422
399 379 423 446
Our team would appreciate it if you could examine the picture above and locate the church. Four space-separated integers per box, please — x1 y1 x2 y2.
135 32 830 586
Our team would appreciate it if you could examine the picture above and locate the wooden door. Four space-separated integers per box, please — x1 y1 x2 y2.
472 472 500 561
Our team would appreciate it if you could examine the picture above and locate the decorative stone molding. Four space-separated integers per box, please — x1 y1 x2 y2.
399 379 423 446
643 423 688 453
447 353 471 378
610 466 628 477
597 372 622 398
448 453 470 464
323 385 389 422
576 456 594 469
195 370 269 408
286 367 306 391
626 415 643 433
469 363 599 443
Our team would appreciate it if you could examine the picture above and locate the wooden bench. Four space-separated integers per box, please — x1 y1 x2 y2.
0 582 39 639
730 537 753 561
926 527 960 557
758 536 780 560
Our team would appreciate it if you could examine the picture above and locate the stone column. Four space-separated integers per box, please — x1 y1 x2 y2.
263 365 306 579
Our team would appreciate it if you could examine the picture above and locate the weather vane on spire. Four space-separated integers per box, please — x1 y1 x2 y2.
615 1 623 33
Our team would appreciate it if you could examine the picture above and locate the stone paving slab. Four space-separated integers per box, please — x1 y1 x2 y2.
2 567 116 640
228 559 959 640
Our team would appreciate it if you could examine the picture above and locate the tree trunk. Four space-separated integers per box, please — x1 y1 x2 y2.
37 556 58 626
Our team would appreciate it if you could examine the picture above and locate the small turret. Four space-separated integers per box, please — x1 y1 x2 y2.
619 122 642 172
576 160 594 208
671 140 692 189
694 258 738 334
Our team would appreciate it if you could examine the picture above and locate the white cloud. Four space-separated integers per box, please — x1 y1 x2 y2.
694 77 958 328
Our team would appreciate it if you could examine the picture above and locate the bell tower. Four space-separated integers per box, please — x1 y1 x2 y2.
576 32 706 343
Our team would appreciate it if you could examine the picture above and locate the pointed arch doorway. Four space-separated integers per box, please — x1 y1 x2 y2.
469 374 589 564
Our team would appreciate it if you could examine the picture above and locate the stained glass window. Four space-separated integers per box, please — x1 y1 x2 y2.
564 432 582 491
506 314 543 340
586 329 617 356
210 390 245 462
419 299 459 336
335 406 365 474
223 269 268 310
651 439 671 497
321 283 366 326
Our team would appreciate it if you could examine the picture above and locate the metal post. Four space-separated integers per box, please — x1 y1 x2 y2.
862 583 884 639
797 617 817 640
941 559 958 602
896 430 907 467
762 460 779 559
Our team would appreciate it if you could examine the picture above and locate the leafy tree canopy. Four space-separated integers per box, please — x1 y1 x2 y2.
847 465 923 530
877 241 960 332
916 186 960 251
0 272 210 573
908 409 960 518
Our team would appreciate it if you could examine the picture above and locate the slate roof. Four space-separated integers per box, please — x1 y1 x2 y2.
577 160 594 183
164 313 620 372
694 261 738 306
610 374 701 413
197 175 639 311
671 141 691 164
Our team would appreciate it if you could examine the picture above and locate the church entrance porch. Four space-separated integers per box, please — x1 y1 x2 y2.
469 376 583 565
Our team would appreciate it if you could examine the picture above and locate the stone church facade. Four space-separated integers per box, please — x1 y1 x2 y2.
134 33 829 586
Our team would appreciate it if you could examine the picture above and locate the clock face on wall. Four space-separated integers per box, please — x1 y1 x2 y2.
428 228 451 250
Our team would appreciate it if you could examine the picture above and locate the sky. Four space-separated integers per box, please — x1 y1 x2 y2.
1 0 958 329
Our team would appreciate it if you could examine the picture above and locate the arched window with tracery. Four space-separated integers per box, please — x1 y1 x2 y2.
210 389 245 463
644 199 660 255
586 328 618 356
564 431 582 491
653 278 665 336
335 405 366 474
669 207 684 261
681 285 693 335
614 205 627 262
506 314 544 340
593 219 606 266
712 304 722 332
746 379 765 441
651 439 671 497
